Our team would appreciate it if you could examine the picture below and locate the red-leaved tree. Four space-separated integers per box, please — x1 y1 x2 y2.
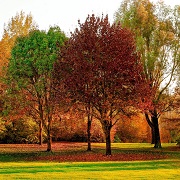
54 14 152 155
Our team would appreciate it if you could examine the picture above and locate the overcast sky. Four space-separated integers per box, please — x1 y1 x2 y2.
0 0 179 38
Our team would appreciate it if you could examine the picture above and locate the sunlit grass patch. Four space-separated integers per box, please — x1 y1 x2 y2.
0 160 180 179
93 142 177 149
0 142 179 179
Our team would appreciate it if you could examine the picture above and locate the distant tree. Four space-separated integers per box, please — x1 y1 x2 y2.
0 11 37 126
116 113 150 143
161 92 180 143
0 11 37 75
115 0 180 148
6 26 67 151
54 14 151 155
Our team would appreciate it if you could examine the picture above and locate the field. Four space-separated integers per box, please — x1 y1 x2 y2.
0 143 180 179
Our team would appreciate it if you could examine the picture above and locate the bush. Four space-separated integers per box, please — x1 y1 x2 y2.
176 138 180 146
0 118 39 144
113 134 121 143
70 132 87 142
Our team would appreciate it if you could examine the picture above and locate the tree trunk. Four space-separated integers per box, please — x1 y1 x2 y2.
145 112 161 147
145 112 154 144
47 134 52 152
47 117 52 152
152 113 161 148
87 117 92 151
86 103 92 151
38 100 44 146
102 121 112 155
39 120 43 145
105 128 111 155
151 126 155 144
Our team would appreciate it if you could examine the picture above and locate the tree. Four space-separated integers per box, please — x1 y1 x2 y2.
54 14 151 155
0 11 37 76
0 11 37 129
7 26 67 151
115 0 180 148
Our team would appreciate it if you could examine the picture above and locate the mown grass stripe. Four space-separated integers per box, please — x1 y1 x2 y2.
0 160 180 174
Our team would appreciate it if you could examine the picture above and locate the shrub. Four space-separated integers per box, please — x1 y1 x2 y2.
113 134 121 143
176 138 180 146
0 118 39 144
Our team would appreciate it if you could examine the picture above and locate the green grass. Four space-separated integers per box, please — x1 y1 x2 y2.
0 160 180 179
95 142 177 150
0 143 179 179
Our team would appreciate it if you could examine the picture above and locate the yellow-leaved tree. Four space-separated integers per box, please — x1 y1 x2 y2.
115 0 179 148
0 11 37 77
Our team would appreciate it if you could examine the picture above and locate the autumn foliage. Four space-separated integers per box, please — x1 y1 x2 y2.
115 0 180 149
0 3 179 156
54 14 152 155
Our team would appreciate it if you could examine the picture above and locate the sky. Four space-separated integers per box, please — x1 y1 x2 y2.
0 0 179 38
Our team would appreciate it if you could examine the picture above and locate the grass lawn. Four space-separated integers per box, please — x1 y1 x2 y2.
0 143 179 179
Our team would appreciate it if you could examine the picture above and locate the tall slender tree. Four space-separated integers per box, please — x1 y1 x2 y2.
115 0 180 148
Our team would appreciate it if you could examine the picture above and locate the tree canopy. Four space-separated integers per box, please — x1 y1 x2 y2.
115 0 180 148
6 26 67 151
54 14 151 155
0 11 37 75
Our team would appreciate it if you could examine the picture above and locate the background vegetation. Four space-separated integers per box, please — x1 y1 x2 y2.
0 0 179 154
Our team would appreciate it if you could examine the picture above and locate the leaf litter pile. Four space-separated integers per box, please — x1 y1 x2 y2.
0 143 174 162
32 152 168 162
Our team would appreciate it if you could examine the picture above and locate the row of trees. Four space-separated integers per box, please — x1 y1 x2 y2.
0 0 179 155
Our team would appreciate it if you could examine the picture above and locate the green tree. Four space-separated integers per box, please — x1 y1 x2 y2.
7 26 67 151
115 0 180 148
0 11 37 127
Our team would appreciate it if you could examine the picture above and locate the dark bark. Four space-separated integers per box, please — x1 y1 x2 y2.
87 117 92 151
151 126 155 144
152 111 162 148
102 121 112 155
145 112 154 144
145 110 161 148
38 98 44 145
86 103 93 151
47 116 52 152
38 120 43 145
47 135 52 152
39 112 43 146
105 128 111 155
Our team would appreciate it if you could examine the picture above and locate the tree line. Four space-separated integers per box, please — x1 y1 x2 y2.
0 0 179 155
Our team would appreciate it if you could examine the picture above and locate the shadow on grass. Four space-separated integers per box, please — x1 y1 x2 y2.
0 143 179 162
